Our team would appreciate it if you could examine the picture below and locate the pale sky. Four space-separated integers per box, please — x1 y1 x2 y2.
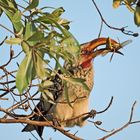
0 0 140 140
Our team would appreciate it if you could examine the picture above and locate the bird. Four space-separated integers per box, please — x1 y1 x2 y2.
22 37 123 137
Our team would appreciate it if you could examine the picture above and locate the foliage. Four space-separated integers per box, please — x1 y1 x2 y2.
113 0 140 26
0 0 81 94
0 1 140 140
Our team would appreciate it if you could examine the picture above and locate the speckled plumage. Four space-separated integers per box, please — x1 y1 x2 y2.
22 37 120 136
49 65 94 127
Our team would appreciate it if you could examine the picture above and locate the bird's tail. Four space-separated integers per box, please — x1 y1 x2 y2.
22 101 46 137
22 119 44 137
22 71 62 137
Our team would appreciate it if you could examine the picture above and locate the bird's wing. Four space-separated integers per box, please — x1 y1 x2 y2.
22 71 63 136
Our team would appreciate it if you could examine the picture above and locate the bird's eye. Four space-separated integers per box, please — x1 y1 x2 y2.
81 50 90 55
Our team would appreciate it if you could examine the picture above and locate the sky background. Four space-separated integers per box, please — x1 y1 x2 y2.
0 0 140 140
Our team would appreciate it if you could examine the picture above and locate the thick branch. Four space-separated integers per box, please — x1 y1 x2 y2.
0 118 82 140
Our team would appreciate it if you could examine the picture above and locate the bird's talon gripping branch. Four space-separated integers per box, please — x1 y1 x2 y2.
88 109 97 118
52 118 61 127
87 110 96 120
82 109 97 121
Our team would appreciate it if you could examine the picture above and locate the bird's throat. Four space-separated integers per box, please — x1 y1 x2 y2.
80 58 92 69
80 37 119 69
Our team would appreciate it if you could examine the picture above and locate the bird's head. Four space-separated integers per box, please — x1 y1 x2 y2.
79 37 131 69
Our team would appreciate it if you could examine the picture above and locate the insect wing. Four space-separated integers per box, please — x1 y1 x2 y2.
120 40 132 47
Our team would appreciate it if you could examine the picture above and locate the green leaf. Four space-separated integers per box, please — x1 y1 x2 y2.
44 90 54 101
0 1 23 33
34 16 69 37
12 10 21 23
7 0 17 9
16 51 33 93
58 18 70 29
33 50 46 79
64 82 73 108
25 0 39 11
0 8 3 16
60 29 80 64
63 77 90 92
24 21 38 46
21 42 30 54
41 92 49 101
41 92 55 104
5 38 22 44
51 7 65 17
134 6 140 26
24 22 36 39
41 80 54 87
126 0 136 4
0 0 8 5
41 87 55 104
48 52 69 74
16 27 24 36
13 22 24 33
27 31 44 41
0 1 15 12
24 22 37 40
61 37 80 58
124 0 135 12
1 7 24 33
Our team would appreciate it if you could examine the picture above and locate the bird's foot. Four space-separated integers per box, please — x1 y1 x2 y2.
52 117 61 127
43 113 61 127
82 109 97 121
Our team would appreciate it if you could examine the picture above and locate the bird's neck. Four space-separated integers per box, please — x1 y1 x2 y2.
80 59 93 69
80 37 117 69
72 64 94 91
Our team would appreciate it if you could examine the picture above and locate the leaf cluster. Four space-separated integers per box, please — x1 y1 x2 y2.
113 0 140 26
0 0 81 94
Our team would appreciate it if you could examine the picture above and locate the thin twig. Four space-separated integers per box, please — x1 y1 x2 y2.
1 68 16 78
0 70 16 80
97 96 113 114
91 0 139 37
0 107 35 119
0 80 15 85
0 118 83 140
0 36 7 46
12 51 23 59
99 101 140 140
61 97 113 123
92 121 114 133
0 86 16 98
0 48 14 69
0 24 15 35
98 21 103 38
0 97 8 100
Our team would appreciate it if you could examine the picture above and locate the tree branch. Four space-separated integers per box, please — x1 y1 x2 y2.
99 101 140 140
91 0 139 37
0 118 83 140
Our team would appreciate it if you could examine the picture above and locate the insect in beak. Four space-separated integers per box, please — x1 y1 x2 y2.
109 39 132 62
120 40 132 47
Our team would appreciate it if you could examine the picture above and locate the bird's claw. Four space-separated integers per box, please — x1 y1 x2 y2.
82 109 97 121
52 118 61 127
89 109 97 118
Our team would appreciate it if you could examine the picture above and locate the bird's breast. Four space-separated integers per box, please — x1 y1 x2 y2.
61 65 94 102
